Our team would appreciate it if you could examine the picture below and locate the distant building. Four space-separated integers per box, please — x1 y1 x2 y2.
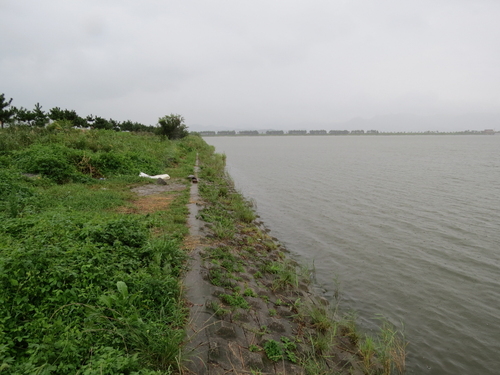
483 129 495 135
238 130 259 135
351 130 365 134
217 130 236 136
266 130 284 135
329 130 349 135
199 131 216 136
366 130 379 134
309 130 327 135
288 130 307 135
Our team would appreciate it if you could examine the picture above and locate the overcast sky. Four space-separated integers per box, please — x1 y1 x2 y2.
2 0 500 131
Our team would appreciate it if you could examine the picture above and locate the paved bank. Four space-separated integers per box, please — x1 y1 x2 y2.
181 156 367 375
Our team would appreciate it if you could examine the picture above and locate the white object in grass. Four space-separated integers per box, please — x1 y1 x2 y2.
139 172 171 180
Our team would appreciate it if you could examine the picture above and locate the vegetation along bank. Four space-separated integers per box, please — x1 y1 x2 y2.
0 124 406 374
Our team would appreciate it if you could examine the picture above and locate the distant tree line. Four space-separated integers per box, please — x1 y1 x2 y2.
0 93 189 139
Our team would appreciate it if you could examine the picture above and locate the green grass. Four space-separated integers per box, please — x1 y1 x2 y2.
339 311 360 345
243 287 257 297
302 354 337 375
281 336 298 363
0 128 202 374
359 335 377 372
208 267 234 288
308 305 335 333
260 259 305 291
207 300 230 318
263 339 283 362
228 194 256 223
220 292 250 309
249 344 261 352
197 143 257 242
261 337 298 363
374 319 407 375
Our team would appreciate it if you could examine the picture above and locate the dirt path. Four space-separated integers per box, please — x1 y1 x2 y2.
183 157 217 374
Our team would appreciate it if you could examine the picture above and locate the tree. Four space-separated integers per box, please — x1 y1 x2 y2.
33 103 49 127
49 107 87 128
157 114 189 140
14 107 36 125
14 103 48 127
109 118 121 131
49 107 64 121
121 120 150 132
0 94 15 129
92 116 113 130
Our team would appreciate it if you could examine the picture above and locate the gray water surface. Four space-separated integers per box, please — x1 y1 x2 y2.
204 135 500 375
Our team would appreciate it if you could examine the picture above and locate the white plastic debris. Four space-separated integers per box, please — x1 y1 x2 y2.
139 172 171 180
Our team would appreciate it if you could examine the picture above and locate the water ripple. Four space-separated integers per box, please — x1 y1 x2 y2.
207 135 500 375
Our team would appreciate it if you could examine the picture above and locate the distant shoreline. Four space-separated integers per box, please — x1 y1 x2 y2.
199 129 497 136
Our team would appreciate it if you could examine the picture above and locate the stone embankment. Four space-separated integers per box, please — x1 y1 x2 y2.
182 160 365 375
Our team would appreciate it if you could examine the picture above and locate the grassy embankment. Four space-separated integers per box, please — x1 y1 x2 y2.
0 127 405 374
0 126 206 374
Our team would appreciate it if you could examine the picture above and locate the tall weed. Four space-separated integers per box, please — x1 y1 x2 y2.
0 168 37 218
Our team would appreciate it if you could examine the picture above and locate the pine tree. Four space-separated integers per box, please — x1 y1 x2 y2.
0 93 15 129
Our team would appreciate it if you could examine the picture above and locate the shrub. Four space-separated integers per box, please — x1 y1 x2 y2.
12 142 164 183
13 144 89 183
94 151 132 175
157 114 189 140
94 151 163 176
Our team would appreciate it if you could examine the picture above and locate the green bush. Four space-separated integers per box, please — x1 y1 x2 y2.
13 144 89 183
12 142 164 183
94 151 162 176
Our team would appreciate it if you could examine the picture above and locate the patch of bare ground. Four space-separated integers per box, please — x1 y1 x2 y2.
116 194 175 214
115 179 187 215
184 235 203 252
131 180 186 196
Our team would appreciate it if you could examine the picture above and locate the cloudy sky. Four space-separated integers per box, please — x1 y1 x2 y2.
2 0 500 131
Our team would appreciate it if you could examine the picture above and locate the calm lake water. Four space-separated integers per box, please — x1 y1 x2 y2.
204 135 500 375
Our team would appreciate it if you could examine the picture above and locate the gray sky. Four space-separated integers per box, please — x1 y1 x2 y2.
2 0 500 131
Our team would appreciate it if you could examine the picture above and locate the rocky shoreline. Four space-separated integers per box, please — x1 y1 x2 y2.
181 156 367 375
